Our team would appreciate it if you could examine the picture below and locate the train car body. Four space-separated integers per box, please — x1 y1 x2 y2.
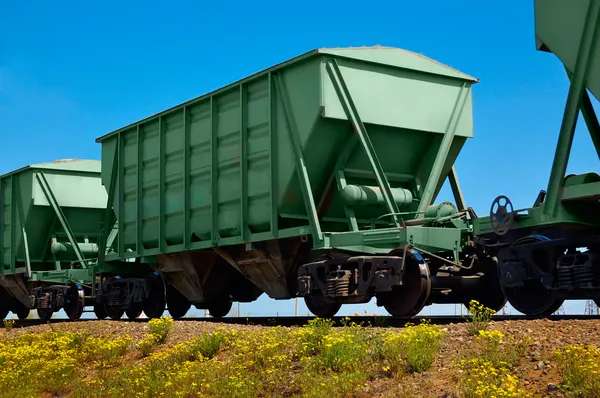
95 46 506 318
473 0 600 316
0 159 107 320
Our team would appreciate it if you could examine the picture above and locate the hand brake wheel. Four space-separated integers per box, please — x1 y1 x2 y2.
489 195 514 236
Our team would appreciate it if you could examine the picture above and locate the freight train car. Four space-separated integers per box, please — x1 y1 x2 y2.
0 159 108 321
473 0 600 316
94 46 507 318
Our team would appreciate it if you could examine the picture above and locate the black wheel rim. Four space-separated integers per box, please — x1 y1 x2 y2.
505 280 563 317
143 274 166 319
94 303 108 319
16 308 30 320
63 284 84 321
167 285 191 319
126 306 143 319
207 300 233 318
304 295 341 318
380 253 431 318
0 287 11 320
38 308 53 321
105 306 124 320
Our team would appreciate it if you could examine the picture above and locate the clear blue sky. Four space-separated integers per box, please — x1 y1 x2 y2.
1 0 598 318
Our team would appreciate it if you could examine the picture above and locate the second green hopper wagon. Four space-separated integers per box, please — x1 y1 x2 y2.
95 46 507 318
472 0 600 317
0 159 108 321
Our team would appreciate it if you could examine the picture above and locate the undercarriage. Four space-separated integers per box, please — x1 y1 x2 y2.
494 234 600 316
296 247 507 318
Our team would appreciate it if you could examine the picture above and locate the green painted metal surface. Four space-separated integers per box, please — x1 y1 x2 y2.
0 159 107 281
96 46 478 259
535 0 600 102
474 0 600 237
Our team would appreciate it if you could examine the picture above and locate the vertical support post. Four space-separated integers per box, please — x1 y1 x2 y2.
91 250 96 295
447 166 467 211
316 131 359 231
183 107 191 249
268 72 279 238
14 180 31 277
335 170 359 231
325 59 400 227
0 178 4 275
273 73 324 244
316 131 357 213
97 148 119 271
136 126 143 255
211 97 220 245
9 176 15 274
21 229 31 276
117 133 124 258
416 83 468 216
158 116 166 251
545 0 600 215
240 84 249 242
52 236 62 270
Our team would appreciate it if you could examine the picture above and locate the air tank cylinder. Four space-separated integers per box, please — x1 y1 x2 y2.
424 201 457 219
51 242 99 256
341 185 413 208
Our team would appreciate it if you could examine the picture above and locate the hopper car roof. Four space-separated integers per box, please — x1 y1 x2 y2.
95 45 479 143
0 159 101 179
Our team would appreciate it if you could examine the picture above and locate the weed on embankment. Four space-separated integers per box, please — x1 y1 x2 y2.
0 304 592 398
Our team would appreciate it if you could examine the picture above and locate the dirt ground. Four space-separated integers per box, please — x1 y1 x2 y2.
4 318 599 397
368 319 600 397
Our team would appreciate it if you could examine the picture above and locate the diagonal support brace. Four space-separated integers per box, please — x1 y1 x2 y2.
564 67 600 161
544 0 600 216
581 90 600 160
35 172 86 267
325 59 401 227
416 82 468 216
448 166 467 211
273 73 324 245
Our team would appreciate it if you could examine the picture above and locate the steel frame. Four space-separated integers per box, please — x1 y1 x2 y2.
474 1 600 239
544 0 600 216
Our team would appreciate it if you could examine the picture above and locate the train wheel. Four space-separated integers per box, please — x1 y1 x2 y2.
504 280 563 317
94 303 108 319
106 306 124 320
143 273 166 319
463 259 507 313
207 299 232 319
11 297 31 320
16 308 30 320
37 308 53 322
304 294 341 318
378 252 431 318
501 235 563 317
464 283 507 314
167 286 191 319
126 305 143 320
64 284 85 321
0 288 11 320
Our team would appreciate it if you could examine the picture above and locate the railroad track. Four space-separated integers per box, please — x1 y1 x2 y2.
5 314 600 329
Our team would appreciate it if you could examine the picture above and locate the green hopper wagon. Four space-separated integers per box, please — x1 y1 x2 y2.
95 46 506 318
0 159 107 321
473 0 600 316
